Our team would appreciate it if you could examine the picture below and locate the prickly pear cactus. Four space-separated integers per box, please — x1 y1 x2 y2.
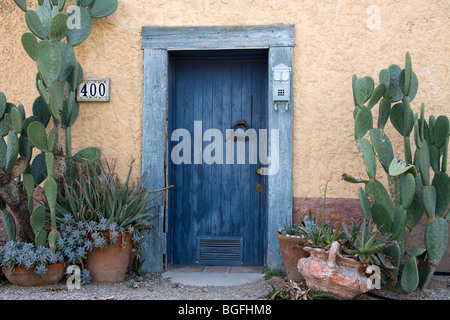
344 52 449 292
0 0 115 246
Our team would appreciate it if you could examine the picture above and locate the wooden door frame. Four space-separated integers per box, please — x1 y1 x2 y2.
141 25 295 272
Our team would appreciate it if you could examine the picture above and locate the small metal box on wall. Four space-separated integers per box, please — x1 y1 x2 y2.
272 63 291 111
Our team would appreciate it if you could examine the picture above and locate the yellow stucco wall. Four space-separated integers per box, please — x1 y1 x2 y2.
0 0 449 199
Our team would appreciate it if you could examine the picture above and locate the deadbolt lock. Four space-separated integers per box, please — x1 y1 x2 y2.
256 167 262 175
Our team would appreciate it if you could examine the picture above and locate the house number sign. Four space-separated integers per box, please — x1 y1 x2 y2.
76 78 110 102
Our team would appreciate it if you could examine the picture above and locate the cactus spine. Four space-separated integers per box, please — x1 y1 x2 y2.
344 52 449 292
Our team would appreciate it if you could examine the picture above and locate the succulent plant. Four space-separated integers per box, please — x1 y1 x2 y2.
343 52 449 292
341 219 395 270
0 0 117 248
0 241 64 276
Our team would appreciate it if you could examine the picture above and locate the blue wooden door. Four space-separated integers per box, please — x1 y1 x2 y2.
168 51 268 266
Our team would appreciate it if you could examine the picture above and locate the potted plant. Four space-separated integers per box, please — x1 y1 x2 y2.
0 241 65 286
53 157 169 283
277 181 343 281
298 219 396 299
276 218 309 282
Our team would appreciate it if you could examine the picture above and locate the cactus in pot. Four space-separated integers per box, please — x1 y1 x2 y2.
0 0 117 247
343 52 449 292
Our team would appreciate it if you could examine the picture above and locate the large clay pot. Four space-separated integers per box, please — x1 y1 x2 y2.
298 241 370 299
84 232 133 283
276 230 309 282
2 263 65 286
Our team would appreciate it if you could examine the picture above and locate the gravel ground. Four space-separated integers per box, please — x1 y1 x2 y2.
0 272 275 300
0 272 448 300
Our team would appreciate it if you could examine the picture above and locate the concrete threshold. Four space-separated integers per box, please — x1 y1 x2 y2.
162 266 265 287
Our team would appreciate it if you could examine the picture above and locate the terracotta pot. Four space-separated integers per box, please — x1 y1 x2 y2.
298 241 370 299
2 263 65 286
84 232 133 283
276 230 309 282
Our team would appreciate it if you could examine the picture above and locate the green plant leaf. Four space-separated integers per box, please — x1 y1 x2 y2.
21 32 39 61
32 96 51 127
358 186 371 220
55 41 76 81
390 102 414 136
434 115 449 149
392 205 406 240
387 64 403 102
388 157 416 177
402 52 412 97
379 68 390 98
0 92 6 119
355 106 373 140
36 5 52 37
367 83 385 109
45 177 58 209
371 202 393 235
5 131 19 172
370 128 394 173
406 247 426 257
10 107 24 134
422 185 436 220
401 173 416 208
358 138 376 178
27 121 50 152
48 81 63 122
30 206 47 234
2 210 16 241
72 146 102 162
377 98 390 129
31 152 47 185
354 77 374 107
366 179 394 213
0 138 7 168
25 10 48 40
35 229 48 247
425 217 448 267
36 40 62 85
89 0 119 18
14 0 28 11
432 172 450 217
401 256 419 292
23 173 35 197
66 6 93 46
50 13 69 41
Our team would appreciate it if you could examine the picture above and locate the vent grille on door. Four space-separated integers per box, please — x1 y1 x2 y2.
197 237 243 265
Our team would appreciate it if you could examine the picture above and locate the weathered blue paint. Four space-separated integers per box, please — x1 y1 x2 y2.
142 25 295 49
141 25 294 272
267 47 294 268
168 55 268 266
140 49 168 273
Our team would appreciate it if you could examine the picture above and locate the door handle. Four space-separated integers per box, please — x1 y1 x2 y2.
256 167 262 175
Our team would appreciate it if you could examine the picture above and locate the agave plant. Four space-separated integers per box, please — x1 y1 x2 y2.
297 212 343 249
341 219 395 271
54 158 169 230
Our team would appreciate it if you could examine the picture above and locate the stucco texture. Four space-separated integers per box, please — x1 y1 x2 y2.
0 0 449 199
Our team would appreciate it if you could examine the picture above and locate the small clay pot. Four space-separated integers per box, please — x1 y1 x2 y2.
298 241 370 299
276 230 309 282
2 263 65 286
84 232 133 283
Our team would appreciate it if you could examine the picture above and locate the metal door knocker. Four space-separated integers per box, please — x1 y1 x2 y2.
225 119 255 142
